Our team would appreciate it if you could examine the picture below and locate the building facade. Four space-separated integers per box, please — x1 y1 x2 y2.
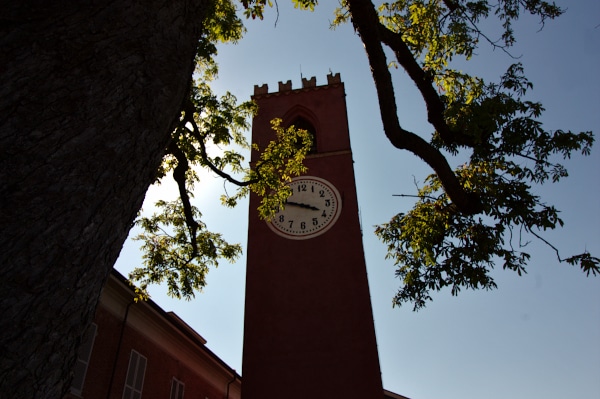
65 270 241 399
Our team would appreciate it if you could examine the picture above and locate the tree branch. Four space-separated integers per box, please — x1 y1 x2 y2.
392 193 438 201
377 21 476 148
442 0 459 13
181 98 255 187
346 0 482 214
167 139 199 258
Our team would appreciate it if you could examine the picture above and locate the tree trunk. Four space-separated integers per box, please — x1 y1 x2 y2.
0 1 209 397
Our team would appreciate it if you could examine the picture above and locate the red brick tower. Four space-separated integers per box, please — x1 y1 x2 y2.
242 73 383 399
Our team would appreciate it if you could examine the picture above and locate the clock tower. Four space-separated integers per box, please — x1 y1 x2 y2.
242 73 383 399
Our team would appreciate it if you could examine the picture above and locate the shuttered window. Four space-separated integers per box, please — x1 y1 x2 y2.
123 350 146 399
170 378 185 399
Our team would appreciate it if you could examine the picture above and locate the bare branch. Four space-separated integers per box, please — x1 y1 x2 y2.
393 193 438 201
526 226 564 263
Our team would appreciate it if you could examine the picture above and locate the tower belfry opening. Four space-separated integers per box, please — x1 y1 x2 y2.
288 116 317 153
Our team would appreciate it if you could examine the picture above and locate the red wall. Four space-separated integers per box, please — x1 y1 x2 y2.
73 304 235 399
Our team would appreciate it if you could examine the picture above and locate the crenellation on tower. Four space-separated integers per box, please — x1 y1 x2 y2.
252 73 342 98
301 76 317 88
327 72 341 84
278 80 292 92
253 84 268 95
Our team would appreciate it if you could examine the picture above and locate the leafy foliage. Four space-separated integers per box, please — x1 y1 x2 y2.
222 118 314 218
354 0 598 309
241 0 317 19
129 0 313 299
132 201 242 300
324 0 598 309
132 0 597 308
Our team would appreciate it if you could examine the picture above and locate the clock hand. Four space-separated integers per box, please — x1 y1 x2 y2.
286 201 320 211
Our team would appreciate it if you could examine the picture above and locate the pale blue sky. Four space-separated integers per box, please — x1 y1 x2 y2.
116 2 600 398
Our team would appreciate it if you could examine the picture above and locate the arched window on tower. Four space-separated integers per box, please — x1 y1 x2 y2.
289 116 317 154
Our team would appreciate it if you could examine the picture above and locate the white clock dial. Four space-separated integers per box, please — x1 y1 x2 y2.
268 176 342 240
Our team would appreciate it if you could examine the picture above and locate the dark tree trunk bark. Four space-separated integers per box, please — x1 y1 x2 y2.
0 1 209 397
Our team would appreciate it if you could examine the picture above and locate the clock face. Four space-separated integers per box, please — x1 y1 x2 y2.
268 176 342 240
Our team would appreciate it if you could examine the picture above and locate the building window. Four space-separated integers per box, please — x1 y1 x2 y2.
123 350 147 399
70 323 97 395
170 378 185 399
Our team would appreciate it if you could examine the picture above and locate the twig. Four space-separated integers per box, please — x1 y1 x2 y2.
393 194 438 201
